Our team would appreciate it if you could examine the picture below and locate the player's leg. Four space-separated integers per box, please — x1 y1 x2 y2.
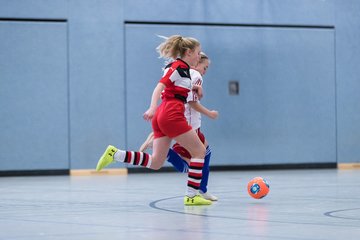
167 145 190 173
137 132 189 172
174 129 211 205
196 131 218 201
149 136 172 169
96 136 171 171
199 145 218 201
169 130 218 201
139 132 154 152
167 128 201 173
200 144 210 193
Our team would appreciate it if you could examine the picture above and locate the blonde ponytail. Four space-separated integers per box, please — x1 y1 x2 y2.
156 35 200 60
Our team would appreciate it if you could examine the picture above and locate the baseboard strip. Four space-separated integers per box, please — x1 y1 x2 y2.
337 163 360 170
70 168 128 176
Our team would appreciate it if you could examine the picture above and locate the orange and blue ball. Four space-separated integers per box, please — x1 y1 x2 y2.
247 177 270 199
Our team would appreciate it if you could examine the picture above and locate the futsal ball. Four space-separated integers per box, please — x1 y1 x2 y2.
247 177 270 199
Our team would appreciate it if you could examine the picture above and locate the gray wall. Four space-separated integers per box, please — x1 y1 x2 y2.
0 0 359 171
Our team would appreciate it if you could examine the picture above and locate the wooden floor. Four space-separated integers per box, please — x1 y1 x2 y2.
0 169 359 240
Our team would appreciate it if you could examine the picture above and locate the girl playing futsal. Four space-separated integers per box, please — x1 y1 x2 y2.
96 35 212 205
140 52 219 201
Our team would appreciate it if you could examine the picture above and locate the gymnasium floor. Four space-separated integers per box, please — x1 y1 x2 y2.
0 169 359 240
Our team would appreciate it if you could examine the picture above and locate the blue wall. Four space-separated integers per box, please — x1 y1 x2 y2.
0 20 68 170
335 0 360 164
0 0 359 171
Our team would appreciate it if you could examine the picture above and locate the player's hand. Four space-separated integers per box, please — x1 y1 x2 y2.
143 107 156 121
209 110 219 119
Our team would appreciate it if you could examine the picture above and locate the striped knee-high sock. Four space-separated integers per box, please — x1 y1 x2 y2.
186 158 204 197
114 150 152 168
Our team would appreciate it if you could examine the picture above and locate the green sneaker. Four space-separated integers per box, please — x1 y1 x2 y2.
96 145 118 171
184 194 212 206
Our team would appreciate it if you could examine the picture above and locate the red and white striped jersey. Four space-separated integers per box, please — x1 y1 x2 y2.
159 59 192 101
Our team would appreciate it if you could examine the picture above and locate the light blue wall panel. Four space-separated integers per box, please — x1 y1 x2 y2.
125 24 336 166
124 0 334 26
204 27 336 165
335 0 360 163
0 0 67 19
68 0 125 169
0 21 68 170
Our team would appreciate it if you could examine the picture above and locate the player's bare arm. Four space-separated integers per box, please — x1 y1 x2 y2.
188 101 218 119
